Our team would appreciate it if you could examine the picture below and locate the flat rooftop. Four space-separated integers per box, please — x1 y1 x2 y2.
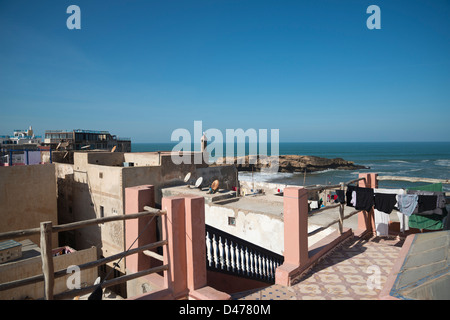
161 185 237 204
160 185 362 229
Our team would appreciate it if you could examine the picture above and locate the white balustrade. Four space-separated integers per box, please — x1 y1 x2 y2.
205 226 283 283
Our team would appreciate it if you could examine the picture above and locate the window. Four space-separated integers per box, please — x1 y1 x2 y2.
99 172 103 179
228 217 236 226
100 206 104 218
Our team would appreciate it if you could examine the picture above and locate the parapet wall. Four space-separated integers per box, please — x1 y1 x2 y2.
0 164 58 245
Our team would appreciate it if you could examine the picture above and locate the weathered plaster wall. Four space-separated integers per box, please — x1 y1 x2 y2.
124 152 160 166
205 203 284 255
72 154 124 269
0 164 58 245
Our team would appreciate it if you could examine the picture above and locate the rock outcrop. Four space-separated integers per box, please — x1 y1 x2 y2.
213 155 369 173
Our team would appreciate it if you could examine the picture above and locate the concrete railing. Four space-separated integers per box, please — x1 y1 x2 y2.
205 224 284 283
275 173 375 286
125 186 230 300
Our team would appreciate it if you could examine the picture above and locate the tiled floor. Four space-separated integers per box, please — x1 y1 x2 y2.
235 236 404 300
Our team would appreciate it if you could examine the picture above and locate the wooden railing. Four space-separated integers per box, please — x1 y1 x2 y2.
305 177 366 237
0 206 167 300
205 224 283 283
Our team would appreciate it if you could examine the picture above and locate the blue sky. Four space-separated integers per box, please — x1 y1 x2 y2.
0 0 449 143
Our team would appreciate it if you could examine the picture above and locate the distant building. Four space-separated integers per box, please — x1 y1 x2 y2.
0 126 45 166
43 129 131 152
0 126 42 147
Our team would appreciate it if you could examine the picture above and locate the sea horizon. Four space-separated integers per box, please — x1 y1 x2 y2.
131 141 450 192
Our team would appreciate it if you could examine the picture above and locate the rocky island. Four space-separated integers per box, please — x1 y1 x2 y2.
213 155 369 173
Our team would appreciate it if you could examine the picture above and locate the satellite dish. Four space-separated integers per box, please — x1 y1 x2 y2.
184 172 191 184
111 146 117 152
211 180 219 192
195 177 203 188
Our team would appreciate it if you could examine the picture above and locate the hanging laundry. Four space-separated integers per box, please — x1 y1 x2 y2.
408 209 448 231
406 184 447 231
397 212 410 233
377 188 411 234
373 188 401 236
408 183 443 192
407 190 445 215
373 188 411 234
351 191 357 207
354 186 374 212
335 189 346 204
418 195 438 212
346 185 356 207
373 193 397 214
374 209 390 236
396 194 418 217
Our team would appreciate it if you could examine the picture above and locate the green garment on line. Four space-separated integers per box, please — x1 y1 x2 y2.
407 182 446 230
408 182 443 192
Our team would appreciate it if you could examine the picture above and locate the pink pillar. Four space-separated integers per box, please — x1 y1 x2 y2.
275 187 309 286
357 173 378 235
184 196 207 291
125 185 156 273
161 196 188 298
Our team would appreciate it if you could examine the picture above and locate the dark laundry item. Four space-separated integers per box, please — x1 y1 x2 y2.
355 187 374 212
417 195 437 213
407 190 446 209
374 193 397 214
88 284 103 300
336 189 346 204
346 185 356 207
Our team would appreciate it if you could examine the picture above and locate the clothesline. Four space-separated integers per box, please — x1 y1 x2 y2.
335 182 448 235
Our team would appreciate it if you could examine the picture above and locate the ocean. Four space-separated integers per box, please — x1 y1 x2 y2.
132 142 450 191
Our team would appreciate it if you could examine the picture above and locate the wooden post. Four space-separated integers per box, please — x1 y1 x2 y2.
338 182 344 234
40 221 54 300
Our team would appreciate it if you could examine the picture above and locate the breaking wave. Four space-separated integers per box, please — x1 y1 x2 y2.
435 159 450 167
